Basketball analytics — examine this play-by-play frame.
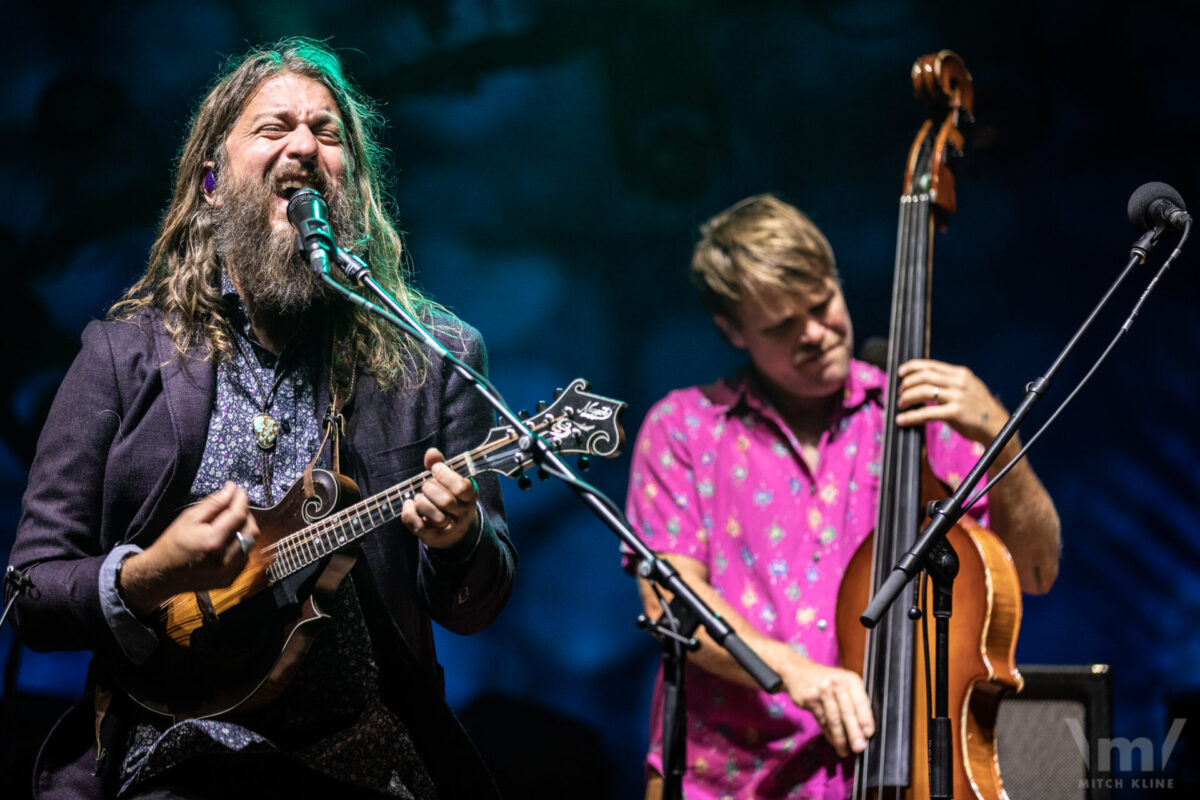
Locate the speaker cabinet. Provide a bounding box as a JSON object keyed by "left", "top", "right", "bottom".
{"left": 995, "top": 664, "right": 1113, "bottom": 800}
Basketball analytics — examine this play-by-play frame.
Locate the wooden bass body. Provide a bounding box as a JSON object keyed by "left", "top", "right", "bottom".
{"left": 833, "top": 51, "right": 1027, "bottom": 798}
{"left": 836, "top": 465, "right": 1025, "bottom": 799}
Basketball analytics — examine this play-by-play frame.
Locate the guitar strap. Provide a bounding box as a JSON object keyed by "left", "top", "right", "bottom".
{"left": 302, "top": 335, "right": 358, "bottom": 498}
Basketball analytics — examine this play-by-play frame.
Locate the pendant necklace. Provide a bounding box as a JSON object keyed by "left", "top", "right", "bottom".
{"left": 229, "top": 331, "right": 293, "bottom": 504}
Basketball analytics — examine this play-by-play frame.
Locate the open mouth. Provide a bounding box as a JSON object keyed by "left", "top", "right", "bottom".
{"left": 276, "top": 179, "right": 318, "bottom": 202}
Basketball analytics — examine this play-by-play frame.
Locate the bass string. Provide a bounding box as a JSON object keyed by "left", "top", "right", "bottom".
{"left": 855, "top": 192, "right": 924, "bottom": 798}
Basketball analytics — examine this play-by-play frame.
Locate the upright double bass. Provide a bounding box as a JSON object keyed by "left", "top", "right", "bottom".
{"left": 835, "top": 51, "right": 1024, "bottom": 800}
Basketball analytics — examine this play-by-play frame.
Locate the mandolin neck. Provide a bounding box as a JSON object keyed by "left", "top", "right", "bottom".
{"left": 265, "top": 454, "right": 483, "bottom": 582}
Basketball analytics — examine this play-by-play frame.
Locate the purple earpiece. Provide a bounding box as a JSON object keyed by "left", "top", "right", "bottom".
{"left": 203, "top": 170, "right": 217, "bottom": 193}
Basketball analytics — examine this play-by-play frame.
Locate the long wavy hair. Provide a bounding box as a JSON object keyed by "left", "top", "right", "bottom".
{"left": 111, "top": 37, "right": 448, "bottom": 389}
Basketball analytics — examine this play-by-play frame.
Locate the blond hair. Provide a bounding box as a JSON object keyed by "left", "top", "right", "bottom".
{"left": 111, "top": 37, "right": 449, "bottom": 389}
{"left": 690, "top": 194, "right": 837, "bottom": 317}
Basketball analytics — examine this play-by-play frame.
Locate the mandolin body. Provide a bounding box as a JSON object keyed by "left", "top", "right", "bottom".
{"left": 113, "top": 377, "right": 627, "bottom": 722}
{"left": 119, "top": 470, "right": 359, "bottom": 722}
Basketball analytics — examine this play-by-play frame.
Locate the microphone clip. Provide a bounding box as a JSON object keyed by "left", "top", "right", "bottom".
{"left": 1130, "top": 223, "right": 1167, "bottom": 262}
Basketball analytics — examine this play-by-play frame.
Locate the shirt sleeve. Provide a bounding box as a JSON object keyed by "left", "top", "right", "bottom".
{"left": 624, "top": 394, "right": 710, "bottom": 566}
{"left": 414, "top": 324, "right": 516, "bottom": 635}
{"left": 6, "top": 320, "right": 137, "bottom": 661}
{"left": 99, "top": 544, "right": 161, "bottom": 664}
{"left": 925, "top": 420, "right": 990, "bottom": 526}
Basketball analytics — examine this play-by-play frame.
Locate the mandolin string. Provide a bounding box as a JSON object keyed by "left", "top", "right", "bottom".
{"left": 263, "top": 412, "right": 563, "bottom": 565}
{"left": 157, "top": 399, "right": 598, "bottom": 616}
{"left": 267, "top": 432, "right": 506, "bottom": 557}
{"left": 154, "top": 417, "right": 558, "bottom": 616}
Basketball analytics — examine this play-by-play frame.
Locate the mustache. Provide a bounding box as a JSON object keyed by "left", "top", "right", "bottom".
{"left": 210, "top": 162, "right": 362, "bottom": 315}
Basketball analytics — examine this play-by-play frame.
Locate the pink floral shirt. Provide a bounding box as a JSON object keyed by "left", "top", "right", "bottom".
{"left": 625, "top": 360, "right": 989, "bottom": 800}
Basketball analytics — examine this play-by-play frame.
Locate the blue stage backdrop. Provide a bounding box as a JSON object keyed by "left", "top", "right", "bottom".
{"left": 2, "top": 3, "right": 1198, "bottom": 798}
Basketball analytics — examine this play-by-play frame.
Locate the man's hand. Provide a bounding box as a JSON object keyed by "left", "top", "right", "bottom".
{"left": 120, "top": 482, "right": 259, "bottom": 617}
{"left": 895, "top": 358, "right": 1009, "bottom": 445}
{"left": 895, "top": 358, "right": 1062, "bottom": 594}
{"left": 780, "top": 658, "right": 875, "bottom": 757}
{"left": 401, "top": 448, "right": 480, "bottom": 550}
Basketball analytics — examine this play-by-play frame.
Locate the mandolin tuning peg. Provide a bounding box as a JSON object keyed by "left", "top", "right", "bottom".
{"left": 535, "top": 400, "right": 548, "bottom": 413}
{"left": 517, "top": 473, "right": 532, "bottom": 490}
{"left": 553, "top": 387, "right": 563, "bottom": 399}
{"left": 518, "top": 409, "right": 530, "bottom": 420}
{"left": 577, "top": 455, "right": 590, "bottom": 472}
{"left": 537, "top": 467, "right": 549, "bottom": 481}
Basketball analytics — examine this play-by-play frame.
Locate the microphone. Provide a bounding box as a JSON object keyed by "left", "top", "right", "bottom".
{"left": 287, "top": 188, "right": 335, "bottom": 275}
{"left": 1127, "top": 181, "right": 1191, "bottom": 232}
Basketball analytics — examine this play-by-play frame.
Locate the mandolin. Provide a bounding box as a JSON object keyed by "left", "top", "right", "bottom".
{"left": 118, "top": 378, "right": 626, "bottom": 722}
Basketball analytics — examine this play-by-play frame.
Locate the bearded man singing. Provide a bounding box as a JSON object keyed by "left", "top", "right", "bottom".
{"left": 6, "top": 38, "right": 515, "bottom": 800}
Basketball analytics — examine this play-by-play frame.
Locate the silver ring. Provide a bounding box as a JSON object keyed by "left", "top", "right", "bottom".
{"left": 932, "top": 386, "right": 940, "bottom": 403}
{"left": 235, "top": 531, "right": 253, "bottom": 555}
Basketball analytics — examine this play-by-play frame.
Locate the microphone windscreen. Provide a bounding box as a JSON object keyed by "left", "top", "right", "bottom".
{"left": 1127, "top": 181, "right": 1185, "bottom": 231}
{"left": 287, "top": 188, "right": 324, "bottom": 226}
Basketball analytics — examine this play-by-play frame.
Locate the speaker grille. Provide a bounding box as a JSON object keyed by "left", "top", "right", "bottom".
{"left": 997, "top": 698, "right": 1088, "bottom": 799}
{"left": 994, "top": 665, "right": 1112, "bottom": 800}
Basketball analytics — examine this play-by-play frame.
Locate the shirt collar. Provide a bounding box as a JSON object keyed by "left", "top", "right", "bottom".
{"left": 710, "top": 358, "right": 886, "bottom": 419}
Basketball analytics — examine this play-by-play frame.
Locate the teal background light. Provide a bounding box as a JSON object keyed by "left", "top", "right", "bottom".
{"left": 2, "top": 3, "right": 1199, "bottom": 797}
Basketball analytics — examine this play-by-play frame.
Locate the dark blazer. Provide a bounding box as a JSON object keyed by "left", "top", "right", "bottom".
{"left": 6, "top": 308, "right": 516, "bottom": 798}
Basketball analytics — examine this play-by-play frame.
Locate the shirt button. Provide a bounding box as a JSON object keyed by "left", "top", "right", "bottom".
{"left": 812, "top": 552, "right": 821, "bottom": 562}
{"left": 809, "top": 485, "right": 817, "bottom": 495}
{"left": 816, "top": 619, "right": 828, "bottom": 631}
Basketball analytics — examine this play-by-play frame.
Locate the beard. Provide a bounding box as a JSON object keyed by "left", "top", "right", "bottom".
{"left": 212, "top": 166, "right": 360, "bottom": 315}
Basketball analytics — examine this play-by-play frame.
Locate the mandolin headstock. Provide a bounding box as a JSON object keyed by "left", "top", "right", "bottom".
{"left": 472, "top": 378, "right": 627, "bottom": 479}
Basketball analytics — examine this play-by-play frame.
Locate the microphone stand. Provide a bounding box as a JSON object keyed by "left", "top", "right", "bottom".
{"left": 861, "top": 220, "right": 1185, "bottom": 797}
{"left": 315, "top": 246, "right": 783, "bottom": 800}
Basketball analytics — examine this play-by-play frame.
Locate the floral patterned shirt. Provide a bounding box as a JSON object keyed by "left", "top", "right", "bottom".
{"left": 625, "top": 360, "right": 989, "bottom": 800}
{"left": 187, "top": 273, "right": 324, "bottom": 506}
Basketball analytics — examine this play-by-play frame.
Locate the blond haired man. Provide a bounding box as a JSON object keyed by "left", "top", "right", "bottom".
{"left": 626, "top": 194, "right": 1060, "bottom": 799}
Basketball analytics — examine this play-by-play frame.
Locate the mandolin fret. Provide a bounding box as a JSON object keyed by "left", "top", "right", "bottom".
{"left": 266, "top": 381, "right": 624, "bottom": 584}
